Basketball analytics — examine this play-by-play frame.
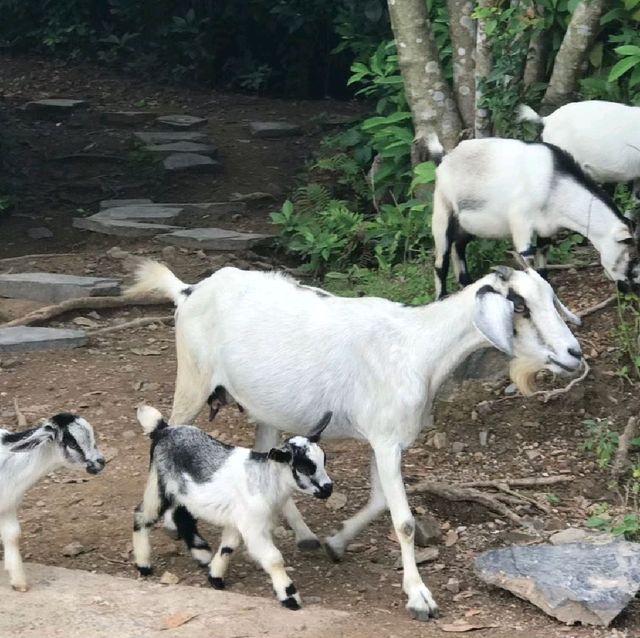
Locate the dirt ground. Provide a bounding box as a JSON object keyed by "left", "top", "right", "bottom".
{"left": 1, "top": 55, "right": 640, "bottom": 638}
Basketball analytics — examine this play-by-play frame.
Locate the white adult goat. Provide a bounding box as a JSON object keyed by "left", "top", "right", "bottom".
{"left": 432, "top": 138, "right": 640, "bottom": 299}
{"left": 518, "top": 100, "right": 640, "bottom": 197}
{"left": 128, "top": 260, "right": 582, "bottom": 620}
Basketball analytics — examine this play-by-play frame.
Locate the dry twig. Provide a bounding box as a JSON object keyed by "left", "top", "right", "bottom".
{"left": 88, "top": 315, "right": 174, "bottom": 336}
{"left": 577, "top": 295, "right": 616, "bottom": 319}
{"left": 531, "top": 360, "right": 590, "bottom": 403}
{"left": 612, "top": 416, "right": 639, "bottom": 480}
{"left": 1, "top": 295, "right": 169, "bottom": 328}
{"left": 13, "top": 398, "right": 27, "bottom": 427}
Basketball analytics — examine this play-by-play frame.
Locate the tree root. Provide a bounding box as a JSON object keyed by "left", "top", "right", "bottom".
{"left": 88, "top": 315, "right": 174, "bottom": 337}
{"left": 1, "top": 295, "right": 170, "bottom": 328}
{"left": 461, "top": 476, "right": 573, "bottom": 488}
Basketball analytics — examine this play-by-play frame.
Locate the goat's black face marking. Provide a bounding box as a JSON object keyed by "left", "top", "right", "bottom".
{"left": 220, "top": 546, "right": 234, "bottom": 555}
{"left": 50, "top": 413, "right": 78, "bottom": 428}
{"left": 181, "top": 286, "right": 193, "bottom": 297}
{"left": 507, "top": 288, "right": 530, "bottom": 317}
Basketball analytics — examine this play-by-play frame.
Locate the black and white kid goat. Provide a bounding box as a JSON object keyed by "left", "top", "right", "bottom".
{"left": 0, "top": 413, "right": 105, "bottom": 591}
{"left": 128, "top": 259, "right": 583, "bottom": 620}
{"left": 432, "top": 138, "right": 640, "bottom": 299}
{"left": 518, "top": 100, "right": 640, "bottom": 199}
{"left": 132, "top": 405, "right": 333, "bottom": 610}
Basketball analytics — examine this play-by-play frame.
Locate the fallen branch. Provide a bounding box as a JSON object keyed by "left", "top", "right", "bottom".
{"left": 1, "top": 295, "right": 170, "bottom": 328}
{"left": 577, "top": 295, "right": 616, "bottom": 319}
{"left": 407, "top": 481, "right": 524, "bottom": 525}
{"left": 461, "top": 476, "right": 573, "bottom": 488}
{"left": 490, "top": 483, "right": 551, "bottom": 514}
{"left": 546, "top": 262, "right": 598, "bottom": 271}
{"left": 88, "top": 315, "right": 174, "bottom": 336}
{"left": 612, "top": 416, "right": 639, "bottom": 480}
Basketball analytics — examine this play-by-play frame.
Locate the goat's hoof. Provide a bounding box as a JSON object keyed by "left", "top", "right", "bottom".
{"left": 136, "top": 565, "right": 153, "bottom": 577}
{"left": 296, "top": 538, "right": 321, "bottom": 552}
{"left": 322, "top": 541, "right": 343, "bottom": 563}
{"left": 407, "top": 587, "right": 439, "bottom": 621}
{"left": 11, "top": 583, "right": 28, "bottom": 592}
{"left": 208, "top": 576, "right": 225, "bottom": 590}
{"left": 281, "top": 597, "right": 301, "bottom": 610}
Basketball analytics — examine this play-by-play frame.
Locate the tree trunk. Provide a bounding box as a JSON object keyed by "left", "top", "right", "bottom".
{"left": 447, "top": 0, "right": 477, "bottom": 132}
{"left": 542, "top": 0, "right": 608, "bottom": 113}
{"left": 474, "top": 0, "right": 495, "bottom": 137}
{"left": 387, "top": 0, "right": 462, "bottom": 160}
{"left": 523, "top": 3, "right": 548, "bottom": 89}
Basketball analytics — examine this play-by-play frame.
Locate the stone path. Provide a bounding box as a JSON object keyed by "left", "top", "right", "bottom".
{"left": 0, "top": 327, "right": 86, "bottom": 352}
{"left": 0, "top": 564, "right": 356, "bottom": 638}
{"left": 0, "top": 273, "right": 120, "bottom": 303}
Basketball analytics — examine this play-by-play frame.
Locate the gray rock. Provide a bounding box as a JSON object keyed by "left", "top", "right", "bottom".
{"left": 27, "top": 227, "right": 53, "bottom": 240}
{"left": 415, "top": 513, "right": 442, "bottom": 547}
{"left": 133, "top": 131, "right": 208, "bottom": 145}
{"left": 431, "top": 432, "right": 447, "bottom": 450}
{"left": 101, "top": 111, "right": 157, "bottom": 126}
{"left": 0, "top": 273, "right": 120, "bottom": 303}
{"left": 156, "top": 114, "right": 208, "bottom": 129}
{"left": 62, "top": 541, "right": 86, "bottom": 557}
{"left": 451, "top": 441, "right": 466, "bottom": 453}
{"left": 444, "top": 577, "right": 461, "bottom": 594}
{"left": 0, "top": 327, "right": 87, "bottom": 352}
{"left": 163, "top": 153, "right": 222, "bottom": 173}
{"left": 24, "top": 99, "right": 88, "bottom": 115}
{"left": 99, "top": 198, "right": 153, "bottom": 210}
{"left": 157, "top": 228, "right": 273, "bottom": 251}
{"left": 230, "top": 191, "right": 276, "bottom": 203}
{"left": 395, "top": 547, "right": 439, "bottom": 569}
{"left": 249, "top": 121, "right": 302, "bottom": 138}
{"left": 73, "top": 216, "right": 181, "bottom": 238}
{"left": 144, "top": 141, "right": 218, "bottom": 157}
{"left": 325, "top": 492, "right": 348, "bottom": 511}
{"left": 96, "top": 205, "right": 183, "bottom": 223}
{"left": 550, "top": 528, "right": 616, "bottom": 546}
{"left": 474, "top": 541, "right": 640, "bottom": 626}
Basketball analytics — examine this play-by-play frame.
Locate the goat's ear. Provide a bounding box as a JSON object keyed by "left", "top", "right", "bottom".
{"left": 473, "top": 286, "right": 514, "bottom": 356}
{"left": 553, "top": 295, "right": 581, "bottom": 326}
{"left": 308, "top": 411, "right": 332, "bottom": 443}
{"left": 268, "top": 448, "right": 292, "bottom": 463}
{"left": 614, "top": 225, "right": 634, "bottom": 244}
{"left": 8, "top": 427, "right": 56, "bottom": 453}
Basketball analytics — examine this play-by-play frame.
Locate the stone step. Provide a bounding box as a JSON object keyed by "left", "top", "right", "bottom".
{"left": 163, "top": 153, "right": 222, "bottom": 174}
{"left": 99, "top": 201, "right": 247, "bottom": 215}
{"left": 156, "top": 114, "right": 208, "bottom": 129}
{"left": 0, "top": 273, "right": 120, "bottom": 303}
{"left": 144, "top": 141, "right": 218, "bottom": 157}
{"left": 99, "top": 198, "right": 154, "bottom": 210}
{"left": 249, "top": 121, "right": 302, "bottom": 138}
{"left": 101, "top": 111, "right": 157, "bottom": 126}
{"left": 0, "top": 327, "right": 86, "bottom": 352}
{"left": 23, "top": 99, "right": 88, "bottom": 116}
{"left": 157, "top": 227, "right": 273, "bottom": 251}
{"left": 73, "top": 217, "right": 182, "bottom": 238}
{"left": 133, "top": 130, "right": 208, "bottom": 145}
{"left": 96, "top": 205, "right": 184, "bottom": 223}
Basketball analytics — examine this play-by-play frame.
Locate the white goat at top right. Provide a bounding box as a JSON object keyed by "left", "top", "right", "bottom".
{"left": 518, "top": 100, "right": 640, "bottom": 199}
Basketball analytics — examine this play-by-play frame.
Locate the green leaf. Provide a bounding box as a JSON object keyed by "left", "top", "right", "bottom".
{"left": 614, "top": 45, "right": 640, "bottom": 57}
{"left": 589, "top": 42, "right": 603, "bottom": 68}
{"left": 608, "top": 56, "right": 640, "bottom": 82}
{"left": 586, "top": 516, "right": 608, "bottom": 529}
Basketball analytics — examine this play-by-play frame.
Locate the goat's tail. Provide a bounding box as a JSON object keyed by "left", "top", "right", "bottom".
{"left": 137, "top": 405, "right": 169, "bottom": 436}
{"left": 427, "top": 132, "right": 445, "bottom": 166}
{"left": 517, "top": 104, "right": 544, "bottom": 126}
{"left": 126, "top": 259, "right": 190, "bottom": 305}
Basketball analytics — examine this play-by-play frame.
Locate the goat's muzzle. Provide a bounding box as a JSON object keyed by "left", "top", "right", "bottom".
{"left": 314, "top": 483, "right": 333, "bottom": 500}
{"left": 86, "top": 457, "right": 106, "bottom": 474}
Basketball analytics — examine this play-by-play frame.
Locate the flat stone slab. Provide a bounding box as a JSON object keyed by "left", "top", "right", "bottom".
{"left": 156, "top": 114, "right": 208, "bottom": 129}
{"left": 96, "top": 205, "right": 183, "bottom": 222}
{"left": 144, "top": 141, "right": 218, "bottom": 157}
{"left": 158, "top": 227, "right": 273, "bottom": 251}
{"left": 133, "top": 130, "right": 208, "bottom": 145}
{"left": 163, "top": 153, "right": 222, "bottom": 173}
{"left": 0, "top": 273, "right": 120, "bottom": 303}
{"left": 101, "top": 111, "right": 157, "bottom": 126}
{"left": 73, "top": 216, "right": 182, "bottom": 238}
{"left": 249, "top": 121, "right": 302, "bottom": 138}
{"left": 99, "top": 198, "right": 153, "bottom": 210}
{"left": 0, "top": 563, "right": 352, "bottom": 638}
{"left": 24, "top": 99, "right": 88, "bottom": 114}
{"left": 474, "top": 541, "right": 640, "bottom": 626}
{"left": 0, "top": 327, "right": 86, "bottom": 352}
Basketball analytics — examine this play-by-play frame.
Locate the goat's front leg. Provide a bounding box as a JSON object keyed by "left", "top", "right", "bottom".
{"left": 132, "top": 468, "right": 163, "bottom": 576}
{"left": 325, "top": 453, "right": 387, "bottom": 561}
{"left": 207, "top": 525, "right": 242, "bottom": 589}
{"left": 510, "top": 222, "right": 535, "bottom": 268}
{"left": 535, "top": 236, "right": 553, "bottom": 280}
{"left": 255, "top": 423, "right": 320, "bottom": 551}
{"left": 374, "top": 444, "right": 438, "bottom": 621}
{"left": 241, "top": 525, "right": 302, "bottom": 610}
{"left": 0, "top": 511, "right": 28, "bottom": 591}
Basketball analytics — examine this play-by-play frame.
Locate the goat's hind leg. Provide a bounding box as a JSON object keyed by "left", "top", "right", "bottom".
{"left": 132, "top": 468, "right": 165, "bottom": 576}
{"left": 207, "top": 525, "right": 242, "bottom": 589}
{"left": 255, "top": 423, "right": 320, "bottom": 551}
{"left": 0, "top": 511, "right": 28, "bottom": 591}
{"left": 173, "top": 505, "right": 213, "bottom": 567}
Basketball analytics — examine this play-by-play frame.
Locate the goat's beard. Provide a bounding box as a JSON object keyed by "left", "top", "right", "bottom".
{"left": 509, "top": 358, "right": 541, "bottom": 396}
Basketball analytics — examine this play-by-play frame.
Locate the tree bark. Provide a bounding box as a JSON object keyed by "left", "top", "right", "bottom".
{"left": 542, "top": 0, "right": 608, "bottom": 113}
{"left": 522, "top": 3, "right": 548, "bottom": 89}
{"left": 474, "top": 0, "right": 495, "bottom": 137}
{"left": 387, "top": 0, "right": 462, "bottom": 159}
{"left": 447, "top": 0, "right": 477, "bottom": 132}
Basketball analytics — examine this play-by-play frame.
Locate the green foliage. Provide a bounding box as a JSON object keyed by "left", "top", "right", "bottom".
{"left": 614, "top": 292, "right": 640, "bottom": 381}
{"left": 583, "top": 418, "right": 622, "bottom": 468}
{"left": 127, "top": 148, "right": 163, "bottom": 180}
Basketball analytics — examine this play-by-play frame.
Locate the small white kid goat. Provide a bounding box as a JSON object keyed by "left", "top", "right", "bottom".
{"left": 432, "top": 138, "right": 640, "bottom": 298}
{"left": 128, "top": 259, "right": 583, "bottom": 620}
{"left": 133, "top": 405, "right": 332, "bottom": 609}
{"left": 0, "top": 413, "right": 105, "bottom": 591}
{"left": 518, "top": 100, "right": 640, "bottom": 197}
